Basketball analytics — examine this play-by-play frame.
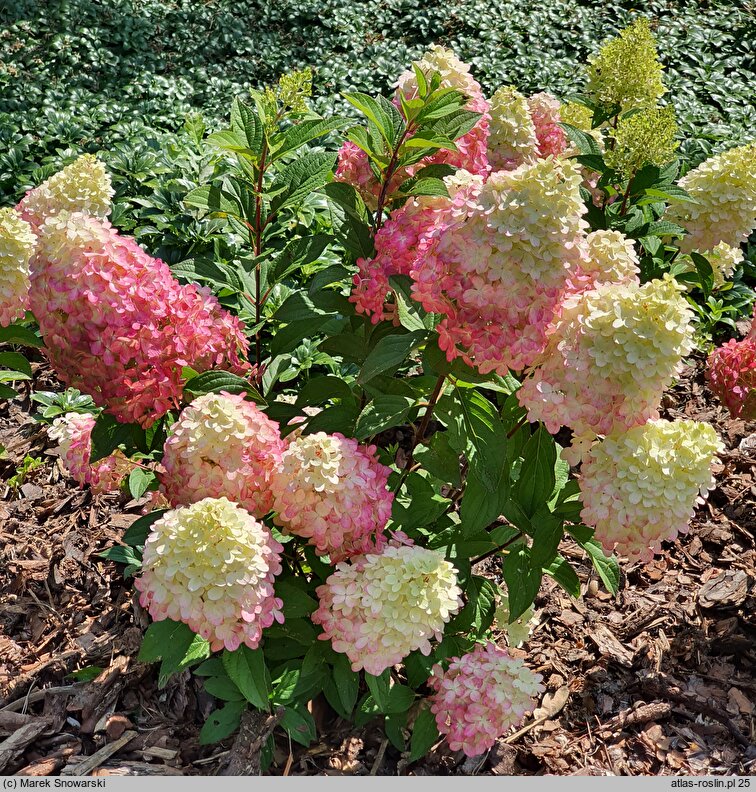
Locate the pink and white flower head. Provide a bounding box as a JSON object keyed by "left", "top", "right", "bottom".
{"left": 527, "top": 92, "right": 568, "bottom": 159}
{"left": 518, "top": 276, "right": 694, "bottom": 439}
{"left": 412, "top": 157, "right": 589, "bottom": 373}
{"left": 0, "top": 208, "right": 36, "bottom": 326}
{"left": 349, "top": 172, "right": 482, "bottom": 323}
{"left": 48, "top": 411, "right": 131, "bottom": 494}
{"left": 16, "top": 154, "right": 114, "bottom": 227}
{"left": 487, "top": 86, "right": 539, "bottom": 171}
{"left": 335, "top": 47, "right": 489, "bottom": 207}
{"left": 580, "top": 419, "right": 723, "bottom": 563}
{"left": 312, "top": 542, "right": 462, "bottom": 675}
{"left": 160, "top": 392, "right": 286, "bottom": 516}
{"left": 428, "top": 642, "right": 544, "bottom": 757}
{"left": 667, "top": 142, "right": 756, "bottom": 254}
{"left": 135, "top": 497, "right": 284, "bottom": 652}
{"left": 707, "top": 318, "right": 756, "bottom": 420}
{"left": 270, "top": 431, "right": 393, "bottom": 562}
{"left": 28, "top": 212, "right": 249, "bottom": 427}
{"left": 577, "top": 229, "right": 641, "bottom": 288}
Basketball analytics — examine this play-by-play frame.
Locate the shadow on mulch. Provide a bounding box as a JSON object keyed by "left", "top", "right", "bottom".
{"left": 1, "top": 355, "right": 755, "bottom": 776}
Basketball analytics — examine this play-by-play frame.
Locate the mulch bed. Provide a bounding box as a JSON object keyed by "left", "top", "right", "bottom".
{"left": 1, "top": 355, "right": 754, "bottom": 777}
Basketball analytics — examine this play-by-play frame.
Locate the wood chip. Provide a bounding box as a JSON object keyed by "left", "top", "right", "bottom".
{"left": 699, "top": 570, "right": 749, "bottom": 608}
{"left": 0, "top": 720, "right": 51, "bottom": 772}
{"left": 588, "top": 624, "right": 634, "bottom": 667}
{"left": 61, "top": 730, "right": 137, "bottom": 776}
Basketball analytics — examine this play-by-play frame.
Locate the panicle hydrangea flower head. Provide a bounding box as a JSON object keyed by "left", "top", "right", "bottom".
{"left": 495, "top": 594, "right": 536, "bottom": 649}
{"left": 518, "top": 276, "right": 694, "bottom": 438}
{"left": 17, "top": 155, "right": 114, "bottom": 227}
{"left": 428, "top": 642, "right": 544, "bottom": 757}
{"left": 335, "top": 47, "right": 489, "bottom": 206}
{"left": 49, "top": 412, "right": 132, "bottom": 494}
{"left": 586, "top": 18, "right": 666, "bottom": 112}
{"left": 527, "top": 92, "right": 568, "bottom": 159}
{"left": 707, "top": 334, "right": 756, "bottom": 420}
{"left": 605, "top": 106, "right": 678, "bottom": 179}
{"left": 487, "top": 86, "right": 539, "bottom": 171}
{"left": 560, "top": 101, "right": 594, "bottom": 132}
{"left": 571, "top": 229, "right": 640, "bottom": 291}
{"left": 312, "top": 543, "right": 462, "bottom": 675}
{"left": 349, "top": 173, "right": 482, "bottom": 323}
{"left": 160, "top": 393, "right": 286, "bottom": 516}
{"left": 29, "top": 212, "right": 249, "bottom": 427}
{"left": 412, "top": 157, "right": 589, "bottom": 373}
{"left": 135, "top": 497, "right": 284, "bottom": 652}
{"left": 0, "top": 208, "right": 36, "bottom": 326}
{"left": 580, "top": 419, "right": 723, "bottom": 562}
{"left": 668, "top": 142, "right": 756, "bottom": 253}
{"left": 270, "top": 431, "right": 393, "bottom": 562}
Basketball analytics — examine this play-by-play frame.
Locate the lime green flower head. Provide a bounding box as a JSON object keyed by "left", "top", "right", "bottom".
{"left": 586, "top": 18, "right": 666, "bottom": 112}
{"left": 605, "top": 106, "right": 678, "bottom": 178}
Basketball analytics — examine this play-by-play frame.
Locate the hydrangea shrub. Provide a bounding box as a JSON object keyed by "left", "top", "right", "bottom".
{"left": 2, "top": 19, "right": 749, "bottom": 764}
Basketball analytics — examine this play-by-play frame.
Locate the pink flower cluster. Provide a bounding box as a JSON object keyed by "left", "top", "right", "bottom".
{"left": 29, "top": 212, "right": 249, "bottom": 427}
{"left": 334, "top": 46, "right": 490, "bottom": 209}
{"left": 160, "top": 392, "right": 286, "bottom": 516}
{"left": 312, "top": 541, "right": 462, "bottom": 675}
{"left": 135, "top": 497, "right": 284, "bottom": 652}
{"left": 527, "top": 92, "right": 568, "bottom": 159}
{"left": 270, "top": 431, "right": 393, "bottom": 562}
{"left": 428, "top": 642, "right": 544, "bottom": 757}
{"left": 518, "top": 276, "right": 694, "bottom": 439}
{"left": 48, "top": 411, "right": 132, "bottom": 494}
{"left": 707, "top": 307, "right": 756, "bottom": 420}
{"left": 413, "top": 158, "right": 589, "bottom": 373}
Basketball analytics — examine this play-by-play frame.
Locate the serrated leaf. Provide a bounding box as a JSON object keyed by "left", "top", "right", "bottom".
{"left": 514, "top": 425, "right": 557, "bottom": 517}
{"left": 281, "top": 705, "right": 316, "bottom": 746}
{"left": 222, "top": 646, "right": 271, "bottom": 710}
{"left": 320, "top": 182, "right": 374, "bottom": 260}
{"left": 270, "top": 151, "right": 336, "bottom": 214}
{"left": 357, "top": 330, "right": 427, "bottom": 384}
{"left": 89, "top": 412, "right": 144, "bottom": 463}
{"left": 0, "top": 352, "right": 32, "bottom": 378}
{"left": 122, "top": 509, "right": 166, "bottom": 547}
{"left": 138, "top": 619, "right": 195, "bottom": 664}
{"left": 182, "top": 371, "right": 264, "bottom": 403}
{"left": 204, "top": 675, "right": 245, "bottom": 702}
{"left": 268, "top": 234, "right": 330, "bottom": 286}
{"left": 275, "top": 116, "right": 351, "bottom": 158}
{"left": 544, "top": 554, "right": 581, "bottom": 597}
{"left": 560, "top": 122, "right": 601, "bottom": 155}
{"left": 199, "top": 701, "right": 245, "bottom": 745}
{"left": 502, "top": 544, "right": 542, "bottom": 621}
{"left": 0, "top": 324, "right": 44, "bottom": 348}
{"left": 355, "top": 395, "right": 414, "bottom": 440}
{"left": 448, "top": 575, "right": 496, "bottom": 634}
{"left": 409, "top": 706, "right": 439, "bottom": 762}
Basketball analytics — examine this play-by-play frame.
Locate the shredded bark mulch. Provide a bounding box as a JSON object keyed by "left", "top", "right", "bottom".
{"left": 1, "top": 355, "right": 754, "bottom": 776}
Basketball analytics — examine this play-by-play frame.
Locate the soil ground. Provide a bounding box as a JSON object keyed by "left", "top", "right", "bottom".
{"left": 1, "top": 354, "right": 755, "bottom": 777}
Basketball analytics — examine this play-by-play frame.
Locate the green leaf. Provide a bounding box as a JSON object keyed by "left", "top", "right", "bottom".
{"left": 365, "top": 670, "right": 391, "bottom": 711}
{"left": 459, "top": 466, "right": 505, "bottom": 535}
{"left": 388, "top": 275, "right": 430, "bottom": 332}
{"left": 409, "top": 705, "right": 440, "bottom": 762}
{"left": 0, "top": 384, "right": 18, "bottom": 400}
{"left": 275, "top": 580, "right": 318, "bottom": 619}
{"left": 343, "top": 92, "right": 399, "bottom": 147}
{"left": 281, "top": 705, "right": 317, "bottom": 746}
{"left": 182, "top": 371, "right": 265, "bottom": 404}
{"left": 158, "top": 632, "right": 211, "bottom": 688}
{"left": 138, "top": 619, "right": 196, "bottom": 664}
{"left": 529, "top": 512, "right": 564, "bottom": 570}
{"left": 127, "top": 468, "right": 155, "bottom": 500}
{"left": 384, "top": 684, "right": 414, "bottom": 715}
{"left": 222, "top": 646, "right": 271, "bottom": 710}
{"left": 453, "top": 387, "right": 507, "bottom": 491}
{"left": 98, "top": 545, "right": 141, "bottom": 568}
{"left": 514, "top": 425, "right": 557, "bottom": 517}
{"left": 560, "top": 122, "right": 601, "bottom": 155}
{"left": 0, "top": 352, "right": 32, "bottom": 378}
{"left": 302, "top": 403, "right": 359, "bottom": 436}
{"left": 645, "top": 220, "right": 687, "bottom": 238}
{"left": 295, "top": 375, "right": 354, "bottom": 408}
{"left": 270, "top": 152, "right": 336, "bottom": 214}
{"left": 122, "top": 510, "right": 166, "bottom": 547}
{"left": 204, "top": 675, "right": 245, "bottom": 702}
{"left": 385, "top": 711, "right": 407, "bottom": 751}
{"left": 199, "top": 701, "right": 245, "bottom": 745}
{"left": 690, "top": 251, "right": 714, "bottom": 300}
{"left": 448, "top": 575, "right": 496, "bottom": 634}
{"left": 544, "top": 554, "right": 581, "bottom": 598}
{"left": 583, "top": 539, "right": 620, "bottom": 595}
{"left": 275, "top": 116, "right": 350, "bottom": 158}
{"left": 355, "top": 395, "right": 414, "bottom": 440}
{"left": 0, "top": 370, "right": 30, "bottom": 383}
{"left": 0, "top": 324, "right": 44, "bottom": 347}
{"left": 184, "top": 184, "right": 244, "bottom": 219}
{"left": 357, "top": 330, "right": 427, "bottom": 384}
{"left": 414, "top": 431, "right": 461, "bottom": 487}
{"left": 230, "top": 98, "right": 265, "bottom": 158}
{"left": 321, "top": 182, "right": 374, "bottom": 260}
{"left": 502, "top": 544, "right": 542, "bottom": 621}
{"left": 89, "top": 413, "right": 144, "bottom": 463}
{"left": 329, "top": 653, "right": 359, "bottom": 717}
{"left": 268, "top": 234, "right": 331, "bottom": 286}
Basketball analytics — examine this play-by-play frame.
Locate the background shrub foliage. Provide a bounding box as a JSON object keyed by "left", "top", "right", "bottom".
{"left": 2, "top": 0, "right": 755, "bottom": 765}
